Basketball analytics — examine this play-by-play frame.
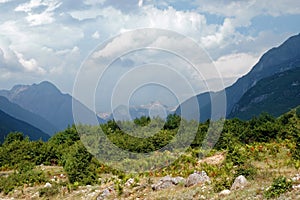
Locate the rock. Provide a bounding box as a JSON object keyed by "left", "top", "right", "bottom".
{"left": 125, "top": 178, "right": 135, "bottom": 187}
{"left": 151, "top": 175, "right": 186, "bottom": 190}
{"left": 292, "top": 174, "right": 300, "bottom": 182}
{"left": 97, "top": 186, "right": 114, "bottom": 200}
{"left": 172, "top": 177, "right": 186, "bottom": 185}
{"left": 231, "top": 175, "right": 248, "bottom": 190}
{"left": 219, "top": 189, "right": 231, "bottom": 196}
{"left": 152, "top": 179, "right": 174, "bottom": 191}
{"left": 293, "top": 185, "right": 300, "bottom": 190}
{"left": 44, "top": 182, "right": 52, "bottom": 188}
{"left": 185, "top": 171, "right": 210, "bottom": 187}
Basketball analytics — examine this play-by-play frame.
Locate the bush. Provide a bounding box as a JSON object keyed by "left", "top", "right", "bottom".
{"left": 0, "top": 164, "right": 46, "bottom": 194}
{"left": 264, "top": 176, "right": 292, "bottom": 199}
{"left": 63, "top": 142, "right": 97, "bottom": 185}
{"left": 213, "top": 174, "right": 234, "bottom": 192}
{"left": 235, "top": 163, "right": 257, "bottom": 180}
{"left": 39, "top": 184, "right": 59, "bottom": 197}
{"left": 3, "top": 132, "right": 24, "bottom": 145}
{"left": 226, "top": 145, "right": 247, "bottom": 166}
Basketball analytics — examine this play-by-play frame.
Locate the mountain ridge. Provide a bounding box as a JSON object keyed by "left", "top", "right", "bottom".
{"left": 0, "top": 109, "right": 50, "bottom": 142}
{"left": 176, "top": 33, "right": 300, "bottom": 121}
{"left": 0, "top": 96, "right": 58, "bottom": 135}
{"left": 0, "top": 81, "right": 104, "bottom": 131}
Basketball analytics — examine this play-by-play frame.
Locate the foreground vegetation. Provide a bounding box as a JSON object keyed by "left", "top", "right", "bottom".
{"left": 0, "top": 106, "right": 300, "bottom": 199}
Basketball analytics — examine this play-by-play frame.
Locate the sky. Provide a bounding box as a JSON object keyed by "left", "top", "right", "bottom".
{"left": 0, "top": 0, "right": 300, "bottom": 112}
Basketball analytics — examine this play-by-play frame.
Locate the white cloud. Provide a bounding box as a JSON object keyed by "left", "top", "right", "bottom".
{"left": 195, "top": 0, "right": 300, "bottom": 26}
{"left": 0, "top": 0, "right": 298, "bottom": 99}
{"left": 92, "top": 31, "right": 100, "bottom": 39}
{"left": 15, "top": 0, "right": 62, "bottom": 26}
{"left": 138, "top": 0, "right": 143, "bottom": 7}
{"left": 0, "top": 0, "right": 15, "bottom": 3}
{"left": 14, "top": 51, "right": 46, "bottom": 74}
{"left": 214, "top": 53, "right": 259, "bottom": 79}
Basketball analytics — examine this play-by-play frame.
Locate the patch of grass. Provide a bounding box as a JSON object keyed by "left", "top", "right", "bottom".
{"left": 264, "top": 176, "right": 292, "bottom": 199}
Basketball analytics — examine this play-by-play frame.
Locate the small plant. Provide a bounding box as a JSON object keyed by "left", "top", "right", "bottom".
{"left": 39, "top": 185, "right": 59, "bottom": 197}
{"left": 264, "top": 176, "right": 292, "bottom": 199}
{"left": 213, "top": 174, "right": 234, "bottom": 192}
{"left": 236, "top": 163, "right": 257, "bottom": 180}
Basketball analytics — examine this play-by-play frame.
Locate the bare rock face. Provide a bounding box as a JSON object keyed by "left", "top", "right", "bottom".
{"left": 231, "top": 175, "right": 248, "bottom": 190}
{"left": 185, "top": 171, "right": 210, "bottom": 187}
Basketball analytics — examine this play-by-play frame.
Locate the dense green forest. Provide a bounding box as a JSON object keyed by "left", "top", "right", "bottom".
{"left": 1, "top": 106, "right": 300, "bottom": 198}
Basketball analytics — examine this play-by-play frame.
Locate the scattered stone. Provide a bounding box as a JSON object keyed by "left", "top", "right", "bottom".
{"left": 152, "top": 179, "right": 174, "bottom": 191}
{"left": 219, "top": 189, "right": 231, "bottom": 196}
{"left": 292, "top": 174, "right": 300, "bottom": 182}
{"left": 185, "top": 171, "right": 210, "bottom": 187}
{"left": 231, "top": 175, "right": 248, "bottom": 190}
{"left": 293, "top": 185, "right": 300, "bottom": 190}
{"left": 151, "top": 175, "right": 185, "bottom": 190}
{"left": 125, "top": 178, "right": 135, "bottom": 187}
{"left": 44, "top": 182, "right": 52, "bottom": 188}
{"left": 97, "top": 186, "right": 114, "bottom": 200}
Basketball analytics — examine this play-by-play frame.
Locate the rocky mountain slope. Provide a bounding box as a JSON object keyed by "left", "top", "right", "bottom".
{"left": 176, "top": 33, "right": 300, "bottom": 121}
{"left": 229, "top": 67, "right": 300, "bottom": 119}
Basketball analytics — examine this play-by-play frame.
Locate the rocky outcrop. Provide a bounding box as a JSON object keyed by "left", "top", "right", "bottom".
{"left": 231, "top": 175, "right": 248, "bottom": 190}
{"left": 185, "top": 171, "right": 210, "bottom": 187}
{"left": 152, "top": 176, "right": 186, "bottom": 191}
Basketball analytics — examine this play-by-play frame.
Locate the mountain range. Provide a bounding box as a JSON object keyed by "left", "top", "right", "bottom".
{"left": 104, "top": 101, "right": 175, "bottom": 121}
{"left": 0, "top": 109, "right": 49, "bottom": 142}
{"left": 176, "top": 33, "right": 300, "bottom": 121}
{"left": 0, "top": 33, "right": 300, "bottom": 141}
{"left": 0, "top": 81, "right": 104, "bottom": 139}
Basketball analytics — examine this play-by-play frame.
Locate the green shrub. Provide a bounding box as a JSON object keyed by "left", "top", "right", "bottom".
{"left": 3, "top": 132, "right": 24, "bottom": 145}
{"left": 39, "top": 184, "right": 59, "bottom": 197}
{"left": 226, "top": 145, "right": 247, "bottom": 166}
{"left": 213, "top": 174, "right": 234, "bottom": 192}
{"left": 63, "top": 142, "right": 97, "bottom": 185}
{"left": 235, "top": 163, "right": 257, "bottom": 180}
{"left": 264, "top": 176, "right": 292, "bottom": 199}
{"left": 0, "top": 166, "right": 46, "bottom": 194}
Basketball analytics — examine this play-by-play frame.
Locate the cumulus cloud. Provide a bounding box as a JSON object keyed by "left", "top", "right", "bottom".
{"left": 14, "top": 51, "right": 46, "bottom": 74}
{"left": 138, "top": 0, "right": 143, "bottom": 7}
{"left": 0, "top": 0, "right": 298, "bottom": 102}
{"left": 214, "top": 53, "right": 259, "bottom": 79}
{"left": 15, "top": 0, "right": 62, "bottom": 26}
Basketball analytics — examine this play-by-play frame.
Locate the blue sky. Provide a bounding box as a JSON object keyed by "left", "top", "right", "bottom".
{"left": 0, "top": 0, "right": 299, "bottom": 111}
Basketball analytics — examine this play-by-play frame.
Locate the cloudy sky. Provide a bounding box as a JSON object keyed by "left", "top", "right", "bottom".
{"left": 0, "top": 0, "right": 300, "bottom": 111}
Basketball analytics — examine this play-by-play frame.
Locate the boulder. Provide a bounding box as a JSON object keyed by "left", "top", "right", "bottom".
{"left": 151, "top": 176, "right": 186, "bottom": 190}
{"left": 185, "top": 171, "right": 210, "bottom": 187}
{"left": 231, "top": 175, "right": 248, "bottom": 190}
{"left": 219, "top": 189, "right": 231, "bottom": 196}
{"left": 44, "top": 182, "right": 52, "bottom": 188}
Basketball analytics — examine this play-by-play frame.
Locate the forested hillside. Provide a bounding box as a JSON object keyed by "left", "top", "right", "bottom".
{"left": 1, "top": 107, "right": 300, "bottom": 199}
